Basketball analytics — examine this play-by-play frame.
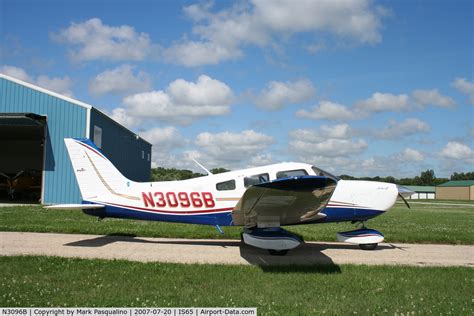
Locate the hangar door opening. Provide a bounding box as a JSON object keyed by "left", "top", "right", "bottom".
{"left": 0, "top": 113, "right": 46, "bottom": 203}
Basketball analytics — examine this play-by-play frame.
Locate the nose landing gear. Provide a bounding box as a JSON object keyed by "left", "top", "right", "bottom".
{"left": 358, "top": 243, "right": 379, "bottom": 250}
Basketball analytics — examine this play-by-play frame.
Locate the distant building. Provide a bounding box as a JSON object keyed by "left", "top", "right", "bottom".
{"left": 0, "top": 73, "right": 152, "bottom": 204}
{"left": 404, "top": 186, "right": 436, "bottom": 199}
{"left": 436, "top": 180, "right": 474, "bottom": 201}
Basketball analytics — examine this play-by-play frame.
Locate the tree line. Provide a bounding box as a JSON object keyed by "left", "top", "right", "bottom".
{"left": 150, "top": 167, "right": 473, "bottom": 186}
{"left": 150, "top": 167, "right": 228, "bottom": 182}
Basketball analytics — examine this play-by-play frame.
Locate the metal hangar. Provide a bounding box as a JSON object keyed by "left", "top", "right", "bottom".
{"left": 0, "top": 73, "right": 152, "bottom": 204}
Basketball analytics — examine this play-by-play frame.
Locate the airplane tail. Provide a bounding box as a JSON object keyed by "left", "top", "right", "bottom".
{"left": 64, "top": 138, "right": 132, "bottom": 201}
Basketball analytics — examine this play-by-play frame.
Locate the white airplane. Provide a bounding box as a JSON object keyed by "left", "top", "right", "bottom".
{"left": 47, "top": 138, "right": 412, "bottom": 255}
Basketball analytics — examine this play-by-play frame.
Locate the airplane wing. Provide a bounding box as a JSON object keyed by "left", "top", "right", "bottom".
{"left": 232, "top": 176, "right": 337, "bottom": 228}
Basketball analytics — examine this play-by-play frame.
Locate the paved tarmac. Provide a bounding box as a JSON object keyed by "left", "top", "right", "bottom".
{"left": 1, "top": 232, "right": 473, "bottom": 267}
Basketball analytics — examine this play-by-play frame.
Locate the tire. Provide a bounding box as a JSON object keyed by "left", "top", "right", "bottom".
{"left": 359, "top": 243, "right": 378, "bottom": 250}
{"left": 268, "top": 249, "right": 289, "bottom": 256}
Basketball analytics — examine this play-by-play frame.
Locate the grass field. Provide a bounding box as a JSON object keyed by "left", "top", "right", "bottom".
{"left": 0, "top": 200, "right": 473, "bottom": 244}
{"left": 0, "top": 256, "right": 472, "bottom": 314}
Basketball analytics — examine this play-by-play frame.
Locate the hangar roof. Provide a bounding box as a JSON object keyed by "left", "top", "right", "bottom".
{"left": 0, "top": 73, "right": 92, "bottom": 110}
{"left": 0, "top": 73, "right": 151, "bottom": 146}
{"left": 404, "top": 186, "right": 435, "bottom": 193}
{"left": 437, "top": 180, "right": 474, "bottom": 187}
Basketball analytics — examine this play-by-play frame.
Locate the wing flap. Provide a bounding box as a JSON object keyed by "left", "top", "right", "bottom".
{"left": 232, "top": 176, "right": 336, "bottom": 228}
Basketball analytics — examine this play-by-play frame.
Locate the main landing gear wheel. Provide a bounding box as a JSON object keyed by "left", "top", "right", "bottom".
{"left": 359, "top": 243, "right": 378, "bottom": 250}
{"left": 268, "top": 249, "right": 289, "bottom": 256}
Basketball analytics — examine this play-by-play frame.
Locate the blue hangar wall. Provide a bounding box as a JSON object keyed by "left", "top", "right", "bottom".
{"left": 0, "top": 74, "right": 152, "bottom": 204}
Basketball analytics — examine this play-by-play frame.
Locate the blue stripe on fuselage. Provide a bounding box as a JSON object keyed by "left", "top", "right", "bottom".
{"left": 82, "top": 202, "right": 384, "bottom": 226}
{"left": 322, "top": 207, "right": 384, "bottom": 222}
{"left": 98, "top": 203, "right": 234, "bottom": 226}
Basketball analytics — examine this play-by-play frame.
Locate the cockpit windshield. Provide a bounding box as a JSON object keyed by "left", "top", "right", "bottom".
{"left": 311, "top": 166, "right": 339, "bottom": 181}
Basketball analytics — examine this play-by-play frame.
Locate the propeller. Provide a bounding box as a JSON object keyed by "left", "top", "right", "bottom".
{"left": 398, "top": 193, "right": 411, "bottom": 209}
{"left": 397, "top": 185, "right": 413, "bottom": 209}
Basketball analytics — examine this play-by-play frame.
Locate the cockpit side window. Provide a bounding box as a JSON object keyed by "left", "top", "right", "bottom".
{"left": 276, "top": 169, "right": 308, "bottom": 179}
{"left": 216, "top": 179, "right": 236, "bottom": 191}
{"left": 311, "top": 166, "right": 338, "bottom": 180}
{"left": 244, "top": 173, "right": 270, "bottom": 188}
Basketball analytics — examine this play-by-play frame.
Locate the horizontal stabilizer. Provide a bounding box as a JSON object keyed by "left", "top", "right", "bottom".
{"left": 44, "top": 204, "right": 105, "bottom": 210}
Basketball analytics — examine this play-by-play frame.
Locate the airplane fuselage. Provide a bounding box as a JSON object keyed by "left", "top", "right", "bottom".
{"left": 49, "top": 138, "right": 407, "bottom": 253}
{"left": 82, "top": 161, "right": 399, "bottom": 227}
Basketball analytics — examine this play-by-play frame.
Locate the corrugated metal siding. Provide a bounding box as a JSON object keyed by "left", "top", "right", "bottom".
{"left": 90, "top": 108, "right": 151, "bottom": 181}
{"left": 0, "top": 77, "right": 87, "bottom": 203}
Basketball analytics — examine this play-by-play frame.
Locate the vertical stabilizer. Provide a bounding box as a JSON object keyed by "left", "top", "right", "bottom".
{"left": 64, "top": 138, "right": 132, "bottom": 200}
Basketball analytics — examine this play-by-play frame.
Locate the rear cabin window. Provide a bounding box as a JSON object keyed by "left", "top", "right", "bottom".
{"left": 276, "top": 169, "right": 308, "bottom": 179}
{"left": 244, "top": 173, "right": 269, "bottom": 188}
{"left": 216, "top": 179, "right": 236, "bottom": 191}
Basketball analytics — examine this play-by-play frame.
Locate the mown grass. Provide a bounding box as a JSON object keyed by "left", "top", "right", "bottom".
{"left": 0, "top": 256, "right": 472, "bottom": 314}
{"left": 0, "top": 200, "right": 473, "bottom": 244}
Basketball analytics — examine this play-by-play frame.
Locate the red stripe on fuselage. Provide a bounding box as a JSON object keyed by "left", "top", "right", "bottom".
{"left": 326, "top": 204, "right": 373, "bottom": 210}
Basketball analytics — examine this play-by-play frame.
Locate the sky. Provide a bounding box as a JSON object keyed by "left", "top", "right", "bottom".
{"left": 1, "top": 0, "right": 473, "bottom": 177}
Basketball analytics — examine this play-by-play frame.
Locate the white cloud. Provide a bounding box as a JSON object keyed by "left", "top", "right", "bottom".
{"left": 397, "top": 148, "right": 424, "bottom": 162}
{"left": 137, "top": 127, "right": 187, "bottom": 169}
{"left": 289, "top": 124, "right": 367, "bottom": 160}
{"left": 296, "top": 100, "right": 363, "bottom": 121}
{"left": 290, "top": 138, "right": 367, "bottom": 158}
{"left": 255, "top": 79, "right": 315, "bottom": 110}
{"left": 164, "top": 41, "right": 243, "bottom": 67}
{"left": 320, "top": 124, "right": 352, "bottom": 139}
{"left": 194, "top": 130, "right": 274, "bottom": 168}
{"left": 411, "top": 89, "right": 455, "bottom": 108}
{"left": 356, "top": 92, "right": 409, "bottom": 113}
{"left": 252, "top": 0, "right": 386, "bottom": 43}
{"left": 165, "top": 1, "right": 389, "bottom": 66}
{"left": 377, "top": 118, "right": 430, "bottom": 139}
{"left": 52, "top": 18, "right": 151, "bottom": 62}
{"left": 168, "top": 75, "right": 234, "bottom": 107}
{"left": 249, "top": 154, "right": 273, "bottom": 166}
{"left": 1, "top": 65, "right": 32, "bottom": 82}
{"left": 306, "top": 42, "right": 325, "bottom": 54}
{"left": 292, "top": 124, "right": 353, "bottom": 141}
{"left": 164, "top": 2, "right": 264, "bottom": 66}
{"left": 89, "top": 65, "right": 152, "bottom": 96}
{"left": 35, "top": 75, "right": 73, "bottom": 97}
{"left": 440, "top": 141, "right": 474, "bottom": 160}
{"left": 121, "top": 75, "right": 234, "bottom": 125}
{"left": 1, "top": 65, "right": 73, "bottom": 97}
{"left": 109, "top": 107, "right": 142, "bottom": 129}
{"left": 452, "top": 77, "right": 474, "bottom": 104}
{"left": 358, "top": 157, "right": 388, "bottom": 174}
{"left": 139, "top": 126, "right": 185, "bottom": 149}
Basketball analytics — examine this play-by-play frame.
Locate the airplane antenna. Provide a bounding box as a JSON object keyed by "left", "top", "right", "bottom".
{"left": 193, "top": 159, "right": 213, "bottom": 175}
